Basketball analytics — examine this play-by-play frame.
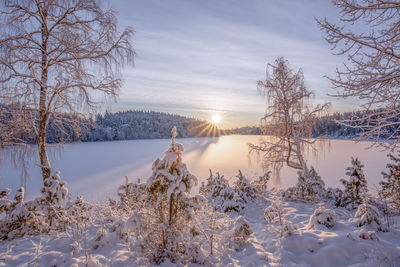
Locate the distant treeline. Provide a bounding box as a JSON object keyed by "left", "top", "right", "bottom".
{"left": 229, "top": 109, "right": 400, "bottom": 140}
{"left": 0, "top": 105, "right": 221, "bottom": 144}
{"left": 88, "top": 110, "right": 220, "bottom": 141}
{"left": 311, "top": 110, "right": 400, "bottom": 139}
{"left": 2, "top": 105, "right": 399, "bottom": 144}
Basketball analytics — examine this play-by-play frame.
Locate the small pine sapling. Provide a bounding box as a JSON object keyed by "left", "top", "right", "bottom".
{"left": 117, "top": 176, "right": 146, "bottom": 213}
{"left": 380, "top": 153, "right": 400, "bottom": 214}
{"left": 200, "top": 170, "right": 243, "bottom": 213}
{"left": 0, "top": 188, "right": 12, "bottom": 212}
{"left": 233, "top": 170, "right": 257, "bottom": 203}
{"left": 354, "top": 197, "right": 383, "bottom": 232}
{"left": 145, "top": 126, "right": 200, "bottom": 263}
{"left": 284, "top": 166, "right": 325, "bottom": 202}
{"left": 325, "top": 187, "right": 343, "bottom": 207}
{"left": 252, "top": 171, "right": 271, "bottom": 197}
{"left": 340, "top": 157, "right": 368, "bottom": 210}
{"left": 35, "top": 171, "right": 69, "bottom": 231}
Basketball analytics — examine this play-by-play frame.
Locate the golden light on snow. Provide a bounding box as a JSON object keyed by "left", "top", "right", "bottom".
{"left": 211, "top": 114, "right": 221, "bottom": 124}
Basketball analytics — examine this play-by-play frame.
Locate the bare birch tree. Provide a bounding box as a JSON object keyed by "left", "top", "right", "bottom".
{"left": 317, "top": 0, "right": 400, "bottom": 150}
{"left": 249, "top": 57, "right": 329, "bottom": 175}
{"left": 0, "top": 0, "right": 134, "bottom": 181}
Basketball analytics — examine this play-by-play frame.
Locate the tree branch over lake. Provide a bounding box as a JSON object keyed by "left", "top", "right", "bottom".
{"left": 316, "top": 0, "right": 400, "bottom": 149}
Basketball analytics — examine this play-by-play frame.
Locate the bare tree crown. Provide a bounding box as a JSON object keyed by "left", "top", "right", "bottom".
{"left": 250, "top": 57, "right": 329, "bottom": 174}
{"left": 0, "top": 0, "right": 135, "bottom": 180}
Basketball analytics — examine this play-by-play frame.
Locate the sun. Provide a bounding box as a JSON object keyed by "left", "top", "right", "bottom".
{"left": 211, "top": 114, "right": 221, "bottom": 124}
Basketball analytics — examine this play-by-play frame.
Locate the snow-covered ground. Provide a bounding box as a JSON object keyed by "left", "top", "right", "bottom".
{"left": 1, "top": 197, "right": 399, "bottom": 266}
{"left": 1, "top": 135, "right": 389, "bottom": 201}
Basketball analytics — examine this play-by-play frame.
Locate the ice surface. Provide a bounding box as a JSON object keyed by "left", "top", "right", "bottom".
{"left": 0, "top": 135, "right": 389, "bottom": 201}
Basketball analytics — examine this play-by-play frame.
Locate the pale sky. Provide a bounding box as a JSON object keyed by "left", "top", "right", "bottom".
{"left": 107, "top": 0, "right": 360, "bottom": 128}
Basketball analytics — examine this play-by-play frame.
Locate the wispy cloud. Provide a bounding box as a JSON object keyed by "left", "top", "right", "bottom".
{"left": 109, "top": 0, "right": 354, "bottom": 128}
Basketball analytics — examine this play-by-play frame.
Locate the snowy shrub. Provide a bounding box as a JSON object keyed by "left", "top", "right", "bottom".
{"left": 192, "top": 201, "right": 232, "bottom": 260}
{"left": 234, "top": 170, "right": 257, "bottom": 203}
{"left": 117, "top": 176, "right": 146, "bottom": 213}
{"left": 0, "top": 188, "right": 12, "bottom": 212}
{"left": 308, "top": 205, "right": 336, "bottom": 229}
{"left": 144, "top": 126, "right": 201, "bottom": 263}
{"left": 380, "top": 153, "right": 400, "bottom": 214}
{"left": 284, "top": 166, "right": 325, "bottom": 202}
{"left": 91, "top": 228, "right": 108, "bottom": 250}
{"left": 34, "top": 171, "right": 69, "bottom": 231}
{"left": 199, "top": 170, "right": 229, "bottom": 199}
{"left": 264, "top": 198, "right": 294, "bottom": 238}
{"left": 66, "top": 195, "right": 93, "bottom": 239}
{"left": 200, "top": 170, "right": 243, "bottom": 213}
{"left": 325, "top": 187, "right": 343, "bottom": 207}
{"left": 185, "top": 239, "right": 205, "bottom": 264}
{"left": 0, "top": 187, "right": 44, "bottom": 240}
{"left": 340, "top": 157, "right": 368, "bottom": 210}
{"left": 124, "top": 211, "right": 144, "bottom": 241}
{"left": 358, "top": 229, "right": 379, "bottom": 241}
{"left": 251, "top": 171, "right": 271, "bottom": 197}
{"left": 231, "top": 216, "right": 252, "bottom": 249}
{"left": 354, "top": 202, "right": 383, "bottom": 231}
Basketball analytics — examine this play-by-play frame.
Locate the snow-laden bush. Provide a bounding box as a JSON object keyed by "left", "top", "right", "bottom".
{"left": 0, "top": 187, "right": 44, "bottom": 240}
{"left": 200, "top": 170, "right": 243, "bottom": 213}
{"left": 117, "top": 176, "right": 146, "bottom": 213}
{"left": 307, "top": 205, "right": 336, "bottom": 229}
{"left": 0, "top": 189, "right": 12, "bottom": 213}
{"left": 380, "top": 153, "right": 400, "bottom": 214}
{"left": 234, "top": 170, "right": 257, "bottom": 203}
{"left": 191, "top": 201, "right": 231, "bottom": 259}
{"left": 231, "top": 216, "right": 252, "bottom": 249}
{"left": 265, "top": 198, "right": 295, "bottom": 238}
{"left": 354, "top": 202, "right": 382, "bottom": 231}
{"left": 34, "top": 171, "right": 69, "bottom": 231}
{"left": 358, "top": 229, "right": 379, "bottom": 241}
{"left": 251, "top": 171, "right": 271, "bottom": 197}
{"left": 325, "top": 187, "right": 343, "bottom": 207}
{"left": 284, "top": 166, "right": 325, "bottom": 202}
{"left": 0, "top": 172, "right": 70, "bottom": 240}
{"left": 340, "top": 157, "right": 368, "bottom": 210}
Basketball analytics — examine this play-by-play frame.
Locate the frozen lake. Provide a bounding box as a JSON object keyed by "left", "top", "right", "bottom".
{"left": 0, "top": 135, "right": 390, "bottom": 201}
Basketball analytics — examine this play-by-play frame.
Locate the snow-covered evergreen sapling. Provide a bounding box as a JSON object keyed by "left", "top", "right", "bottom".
{"left": 199, "top": 170, "right": 243, "bottom": 213}
{"left": 354, "top": 197, "right": 383, "bottom": 232}
{"left": 0, "top": 188, "right": 12, "bottom": 212}
{"left": 34, "top": 171, "right": 69, "bottom": 231}
{"left": 340, "top": 157, "right": 368, "bottom": 210}
{"left": 325, "top": 187, "right": 343, "bottom": 207}
{"left": 233, "top": 170, "right": 257, "bottom": 203}
{"left": 145, "top": 126, "right": 201, "bottom": 263}
{"left": 251, "top": 171, "right": 271, "bottom": 197}
{"left": 284, "top": 166, "right": 325, "bottom": 202}
{"left": 380, "top": 153, "right": 400, "bottom": 213}
{"left": 307, "top": 204, "right": 336, "bottom": 229}
{"left": 117, "top": 176, "right": 146, "bottom": 213}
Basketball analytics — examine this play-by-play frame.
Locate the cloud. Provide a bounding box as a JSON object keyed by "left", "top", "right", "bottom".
{"left": 110, "top": 0, "right": 353, "bottom": 127}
